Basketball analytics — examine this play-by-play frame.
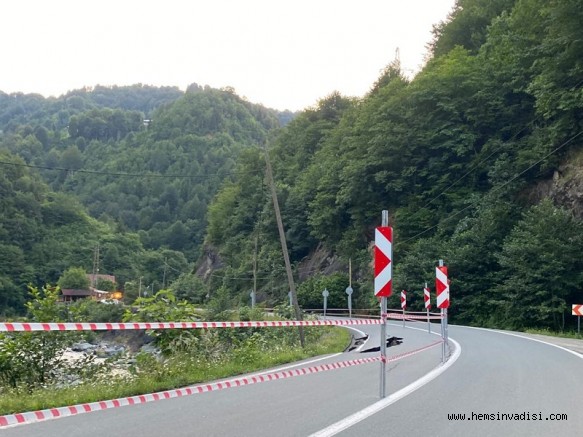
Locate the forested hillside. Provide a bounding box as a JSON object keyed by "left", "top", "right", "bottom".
{"left": 0, "top": 84, "right": 286, "bottom": 314}
{"left": 205, "top": 0, "right": 583, "bottom": 331}
{"left": 1, "top": 0, "right": 582, "bottom": 332}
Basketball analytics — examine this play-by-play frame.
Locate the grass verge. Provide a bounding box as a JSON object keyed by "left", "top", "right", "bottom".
{"left": 523, "top": 327, "right": 583, "bottom": 339}
{"left": 0, "top": 326, "right": 351, "bottom": 415}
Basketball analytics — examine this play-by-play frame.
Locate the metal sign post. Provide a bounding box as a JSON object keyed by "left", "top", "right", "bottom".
{"left": 346, "top": 258, "right": 353, "bottom": 319}
{"left": 380, "top": 296, "right": 387, "bottom": 398}
{"left": 322, "top": 288, "right": 329, "bottom": 320}
{"left": 445, "top": 308, "right": 449, "bottom": 345}
{"left": 346, "top": 286, "right": 353, "bottom": 318}
{"left": 427, "top": 308, "right": 431, "bottom": 333}
{"left": 424, "top": 282, "right": 431, "bottom": 333}
{"left": 375, "top": 210, "right": 392, "bottom": 399}
{"left": 572, "top": 305, "right": 583, "bottom": 334}
{"left": 437, "top": 259, "right": 450, "bottom": 362}
{"left": 441, "top": 308, "right": 445, "bottom": 363}
{"left": 401, "top": 290, "right": 406, "bottom": 328}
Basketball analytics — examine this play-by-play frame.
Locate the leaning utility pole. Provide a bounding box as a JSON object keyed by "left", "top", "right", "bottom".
{"left": 253, "top": 234, "right": 258, "bottom": 298}
{"left": 263, "top": 142, "right": 305, "bottom": 347}
{"left": 91, "top": 244, "right": 100, "bottom": 288}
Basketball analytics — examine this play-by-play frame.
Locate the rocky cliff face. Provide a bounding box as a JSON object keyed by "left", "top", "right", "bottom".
{"left": 550, "top": 163, "right": 583, "bottom": 219}
{"left": 296, "top": 242, "right": 344, "bottom": 281}
{"left": 196, "top": 244, "right": 225, "bottom": 281}
{"left": 530, "top": 161, "right": 583, "bottom": 219}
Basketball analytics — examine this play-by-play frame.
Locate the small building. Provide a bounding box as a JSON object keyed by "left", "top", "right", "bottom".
{"left": 60, "top": 274, "right": 120, "bottom": 302}
{"left": 60, "top": 288, "right": 95, "bottom": 302}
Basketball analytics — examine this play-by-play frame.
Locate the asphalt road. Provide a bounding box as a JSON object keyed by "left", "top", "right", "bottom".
{"left": 332, "top": 324, "right": 583, "bottom": 437}
{"left": 3, "top": 322, "right": 582, "bottom": 436}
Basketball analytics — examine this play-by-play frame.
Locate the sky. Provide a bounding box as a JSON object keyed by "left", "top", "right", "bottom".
{"left": 2, "top": 0, "right": 456, "bottom": 112}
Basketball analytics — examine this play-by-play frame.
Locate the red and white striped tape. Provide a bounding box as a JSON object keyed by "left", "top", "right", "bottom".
{"left": 0, "top": 339, "right": 443, "bottom": 428}
{"left": 387, "top": 313, "right": 443, "bottom": 320}
{"left": 0, "top": 319, "right": 382, "bottom": 332}
{"left": 380, "top": 338, "right": 443, "bottom": 364}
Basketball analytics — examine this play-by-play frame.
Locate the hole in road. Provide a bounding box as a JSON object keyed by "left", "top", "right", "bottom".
{"left": 360, "top": 336, "right": 403, "bottom": 353}
{"left": 346, "top": 335, "right": 368, "bottom": 352}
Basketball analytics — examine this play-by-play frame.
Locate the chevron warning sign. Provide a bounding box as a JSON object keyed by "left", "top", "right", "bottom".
{"left": 374, "top": 226, "right": 393, "bottom": 297}
{"left": 401, "top": 290, "right": 407, "bottom": 309}
{"left": 573, "top": 305, "right": 583, "bottom": 316}
{"left": 436, "top": 265, "right": 450, "bottom": 309}
{"left": 424, "top": 285, "right": 431, "bottom": 310}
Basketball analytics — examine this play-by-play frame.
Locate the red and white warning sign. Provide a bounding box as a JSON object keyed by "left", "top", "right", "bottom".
{"left": 573, "top": 305, "right": 583, "bottom": 316}
{"left": 374, "top": 226, "right": 393, "bottom": 297}
{"left": 435, "top": 265, "right": 450, "bottom": 309}
{"left": 401, "top": 290, "right": 407, "bottom": 309}
{"left": 424, "top": 285, "right": 431, "bottom": 309}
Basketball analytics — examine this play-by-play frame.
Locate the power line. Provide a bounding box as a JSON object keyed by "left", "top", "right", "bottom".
{"left": 0, "top": 160, "right": 264, "bottom": 180}
{"left": 420, "top": 77, "right": 583, "bottom": 210}
{"left": 207, "top": 264, "right": 337, "bottom": 281}
{"left": 402, "top": 130, "right": 583, "bottom": 245}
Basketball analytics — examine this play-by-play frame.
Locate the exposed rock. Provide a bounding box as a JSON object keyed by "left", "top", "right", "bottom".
{"left": 528, "top": 163, "right": 583, "bottom": 219}
{"left": 196, "top": 244, "right": 224, "bottom": 280}
{"left": 297, "top": 242, "right": 345, "bottom": 281}
{"left": 140, "top": 343, "right": 162, "bottom": 357}
{"left": 549, "top": 165, "right": 583, "bottom": 219}
{"left": 70, "top": 341, "right": 95, "bottom": 352}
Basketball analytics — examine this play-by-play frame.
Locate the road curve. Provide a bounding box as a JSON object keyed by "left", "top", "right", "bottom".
{"left": 332, "top": 324, "right": 583, "bottom": 436}
{"left": 1, "top": 322, "right": 444, "bottom": 436}
{"left": 3, "top": 323, "right": 581, "bottom": 436}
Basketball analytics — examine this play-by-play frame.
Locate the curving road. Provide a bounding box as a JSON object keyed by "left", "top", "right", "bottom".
{"left": 2, "top": 322, "right": 582, "bottom": 436}
{"left": 327, "top": 324, "right": 583, "bottom": 436}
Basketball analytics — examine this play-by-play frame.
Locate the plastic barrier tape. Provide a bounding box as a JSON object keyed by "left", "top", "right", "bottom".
{"left": 0, "top": 319, "right": 384, "bottom": 332}
{"left": 0, "top": 340, "right": 443, "bottom": 428}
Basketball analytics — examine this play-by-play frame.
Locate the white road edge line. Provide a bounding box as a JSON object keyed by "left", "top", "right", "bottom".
{"left": 345, "top": 326, "right": 369, "bottom": 352}
{"left": 253, "top": 325, "right": 371, "bottom": 376}
{"left": 459, "top": 325, "right": 583, "bottom": 360}
{"left": 250, "top": 353, "right": 343, "bottom": 377}
{"left": 253, "top": 324, "right": 377, "bottom": 376}
{"left": 251, "top": 325, "right": 370, "bottom": 376}
{"left": 309, "top": 336, "right": 462, "bottom": 437}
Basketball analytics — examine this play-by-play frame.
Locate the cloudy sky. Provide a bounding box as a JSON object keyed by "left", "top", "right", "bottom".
{"left": 2, "top": 0, "right": 456, "bottom": 111}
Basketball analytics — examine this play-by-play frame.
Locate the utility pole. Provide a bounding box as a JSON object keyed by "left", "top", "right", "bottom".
{"left": 346, "top": 258, "right": 353, "bottom": 318}
{"left": 253, "top": 234, "right": 258, "bottom": 299}
{"left": 263, "top": 142, "right": 305, "bottom": 347}
{"left": 162, "top": 257, "right": 167, "bottom": 289}
{"left": 91, "top": 244, "right": 100, "bottom": 288}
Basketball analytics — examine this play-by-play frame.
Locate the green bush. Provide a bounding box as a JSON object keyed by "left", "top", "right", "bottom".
{"left": 57, "top": 267, "right": 90, "bottom": 290}
{"left": 69, "top": 299, "right": 125, "bottom": 322}
{"left": 0, "top": 286, "right": 104, "bottom": 391}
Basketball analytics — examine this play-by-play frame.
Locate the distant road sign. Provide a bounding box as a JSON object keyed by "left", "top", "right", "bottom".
{"left": 424, "top": 286, "right": 431, "bottom": 309}
{"left": 573, "top": 304, "right": 583, "bottom": 316}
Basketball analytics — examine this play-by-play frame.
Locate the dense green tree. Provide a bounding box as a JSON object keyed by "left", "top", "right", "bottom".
{"left": 430, "top": 0, "right": 517, "bottom": 57}
{"left": 493, "top": 200, "right": 583, "bottom": 330}
{"left": 2, "top": 1, "right": 583, "bottom": 332}
{"left": 296, "top": 273, "right": 354, "bottom": 310}
{"left": 169, "top": 273, "right": 208, "bottom": 304}
{"left": 57, "top": 267, "right": 90, "bottom": 290}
